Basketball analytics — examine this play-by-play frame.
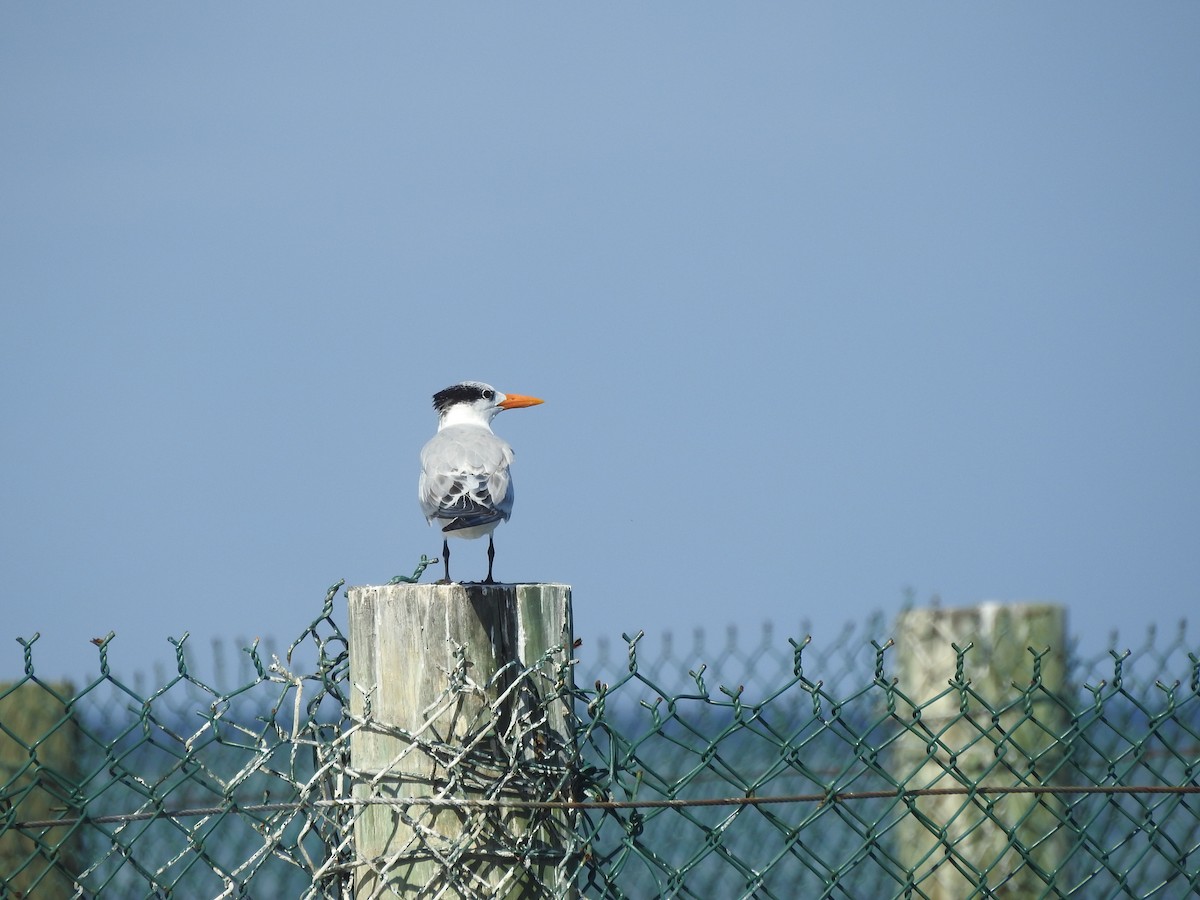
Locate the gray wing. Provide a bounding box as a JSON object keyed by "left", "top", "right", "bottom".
{"left": 418, "top": 425, "right": 515, "bottom": 529}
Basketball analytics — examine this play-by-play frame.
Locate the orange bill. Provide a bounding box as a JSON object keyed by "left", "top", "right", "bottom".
{"left": 498, "top": 392, "right": 544, "bottom": 409}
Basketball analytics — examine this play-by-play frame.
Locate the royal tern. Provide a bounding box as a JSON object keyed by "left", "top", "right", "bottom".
{"left": 418, "top": 381, "right": 544, "bottom": 583}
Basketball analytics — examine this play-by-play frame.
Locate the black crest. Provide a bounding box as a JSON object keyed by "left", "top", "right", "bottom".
{"left": 432, "top": 382, "right": 494, "bottom": 413}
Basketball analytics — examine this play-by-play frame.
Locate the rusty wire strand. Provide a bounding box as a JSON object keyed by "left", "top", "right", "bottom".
{"left": 9, "top": 783, "right": 1200, "bottom": 831}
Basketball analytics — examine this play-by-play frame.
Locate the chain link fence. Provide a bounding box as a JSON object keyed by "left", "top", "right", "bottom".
{"left": 2, "top": 584, "right": 1198, "bottom": 898}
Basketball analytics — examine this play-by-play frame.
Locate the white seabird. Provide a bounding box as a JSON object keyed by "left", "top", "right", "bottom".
{"left": 418, "top": 381, "right": 544, "bottom": 583}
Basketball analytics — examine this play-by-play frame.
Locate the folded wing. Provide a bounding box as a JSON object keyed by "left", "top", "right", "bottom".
{"left": 419, "top": 425, "right": 516, "bottom": 531}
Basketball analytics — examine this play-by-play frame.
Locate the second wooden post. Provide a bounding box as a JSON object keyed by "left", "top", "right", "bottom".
{"left": 892, "top": 602, "right": 1069, "bottom": 899}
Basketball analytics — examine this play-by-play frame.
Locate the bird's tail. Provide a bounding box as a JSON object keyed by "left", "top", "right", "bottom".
{"left": 434, "top": 496, "right": 505, "bottom": 532}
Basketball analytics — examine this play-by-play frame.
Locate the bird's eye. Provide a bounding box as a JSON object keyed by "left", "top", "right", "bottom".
{"left": 483, "top": 390, "right": 495, "bottom": 400}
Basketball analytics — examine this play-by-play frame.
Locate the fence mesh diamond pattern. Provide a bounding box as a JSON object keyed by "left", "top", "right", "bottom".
{"left": 2, "top": 586, "right": 1198, "bottom": 898}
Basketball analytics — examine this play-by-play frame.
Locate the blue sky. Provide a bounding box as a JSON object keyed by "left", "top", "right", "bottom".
{"left": 3, "top": 5, "right": 1198, "bottom": 683}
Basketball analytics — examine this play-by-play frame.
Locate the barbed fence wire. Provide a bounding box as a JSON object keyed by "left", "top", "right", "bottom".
{"left": 2, "top": 585, "right": 1198, "bottom": 898}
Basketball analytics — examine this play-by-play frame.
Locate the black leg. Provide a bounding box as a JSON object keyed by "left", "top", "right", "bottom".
{"left": 441, "top": 539, "right": 451, "bottom": 583}
{"left": 484, "top": 535, "right": 496, "bottom": 584}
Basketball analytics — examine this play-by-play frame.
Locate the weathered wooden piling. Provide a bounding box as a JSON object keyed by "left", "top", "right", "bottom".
{"left": 346, "top": 582, "right": 574, "bottom": 899}
{"left": 893, "top": 602, "right": 1069, "bottom": 899}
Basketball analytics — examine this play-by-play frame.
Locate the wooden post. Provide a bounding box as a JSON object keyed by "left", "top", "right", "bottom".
{"left": 346, "top": 583, "right": 575, "bottom": 899}
{"left": 892, "top": 602, "right": 1069, "bottom": 899}
{"left": 0, "top": 680, "right": 81, "bottom": 899}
